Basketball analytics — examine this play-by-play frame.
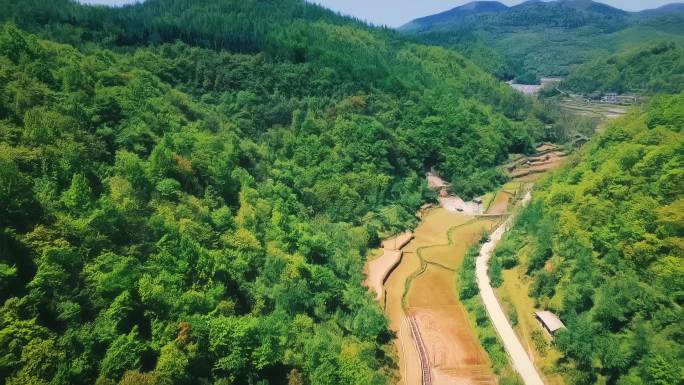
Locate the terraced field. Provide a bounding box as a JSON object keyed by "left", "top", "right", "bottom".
{"left": 504, "top": 143, "right": 569, "bottom": 181}
{"left": 379, "top": 208, "right": 500, "bottom": 385}
{"left": 405, "top": 216, "right": 499, "bottom": 385}
{"left": 558, "top": 97, "right": 628, "bottom": 119}
{"left": 367, "top": 202, "right": 507, "bottom": 385}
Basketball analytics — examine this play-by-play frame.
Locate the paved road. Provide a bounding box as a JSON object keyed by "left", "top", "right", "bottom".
{"left": 475, "top": 191, "right": 545, "bottom": 385}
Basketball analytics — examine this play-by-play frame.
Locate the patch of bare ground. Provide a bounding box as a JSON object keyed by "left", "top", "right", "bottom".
{"left": 368, "top": 206, "right": 499, "bottom": 385}
{"left": 426, "top": 171, "right": 484, "bottom": 214}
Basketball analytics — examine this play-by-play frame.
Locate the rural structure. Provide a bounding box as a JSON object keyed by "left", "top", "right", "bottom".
{"left": 535, "top": 310, "right": 566, "bottom": 337}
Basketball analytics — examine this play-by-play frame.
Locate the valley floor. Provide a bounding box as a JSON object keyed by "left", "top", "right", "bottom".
{"left": 381, "top": 208, "right": 499, "bottom": 385}
{"left": 366, "top": 146, "right": 568, "bottom": 385}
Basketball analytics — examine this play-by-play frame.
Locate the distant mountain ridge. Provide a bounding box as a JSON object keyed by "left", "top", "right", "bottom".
{"left": 400, "top": 1, "right": 684, "bottom": 31}
{"left": 401, "top": 1, "right": 507, "bottom": 31}
{"left": 640, "top": 2, "right": 684, "bottom": 16}
{"left": 399, "top": 0, "right": 684, "bottom": 81}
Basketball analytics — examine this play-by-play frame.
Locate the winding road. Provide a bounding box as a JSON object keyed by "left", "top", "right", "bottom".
{"left": 475, "top": 191, "right": 545, "bottom": 385}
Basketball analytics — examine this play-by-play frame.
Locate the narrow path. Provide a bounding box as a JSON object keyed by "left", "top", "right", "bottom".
{"left": 475, "top": 191, "right": 545, "bottom": 385}
{"left": 407, "top": 314, "right": 432, "bottom": 385}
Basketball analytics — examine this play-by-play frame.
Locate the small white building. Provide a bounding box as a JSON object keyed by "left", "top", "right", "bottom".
{"left": 601, "top": 93, "right": 618, "bottom": 104}
{"left": 535, "top": 310, "right": 565, "bottom": 337}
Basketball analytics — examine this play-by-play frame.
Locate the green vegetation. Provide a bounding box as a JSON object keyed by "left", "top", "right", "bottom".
{"left": 0, "top": 0, "right": 546, "bottom": 196}
{"left": 0, "top": 0, "right": 554, "bottom": 384}
{"left": 401, "top": 1, "right": 684, "bottom": 82}
{"left": 562, "top": 42, "right": 684, "bottom": 94}
{"left": 489, "top": 235, "right": 520, "bottom": 289}
{"left": 493, "top": 93, "right": 684, "bottom": 385}
{"left": 459, "top": 243, "right": 522, "bottom": 385}
{"left": 3, "top": 1, "right": 679, "bottom": 384}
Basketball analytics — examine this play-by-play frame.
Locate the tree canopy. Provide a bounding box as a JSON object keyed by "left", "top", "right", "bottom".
{"left": 495, "top": 93, "right": 684, "bottom": 385}
{"left": 0, "top": 0, "right": 550, "bottom": 383}
{"left": 562, "top": 42, "right": 684, "bottom": 95}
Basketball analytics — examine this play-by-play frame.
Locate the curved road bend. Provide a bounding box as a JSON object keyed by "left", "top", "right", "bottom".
{"left": 475, "top": 191, "right": 546, "bottom": 385}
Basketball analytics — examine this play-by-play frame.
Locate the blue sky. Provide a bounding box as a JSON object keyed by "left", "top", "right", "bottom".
{"left": 80, "top": 0, "right": 678, "bottom": 27}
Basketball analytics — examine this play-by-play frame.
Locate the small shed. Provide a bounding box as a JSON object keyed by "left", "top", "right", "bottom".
{"left": 535, "top": 310, "right": 565, "bottom": 336}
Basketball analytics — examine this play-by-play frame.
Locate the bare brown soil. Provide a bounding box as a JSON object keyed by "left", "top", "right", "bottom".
{"left": 365, "top": 250, "right": 403, "bottom": 301}
{"left": 408, "top": 217, "right": 498, "bottom": 385}
{"left": 384, "top": 248, "right": 422, "bottom": 385}
{"left": 372, "top": 208, "right": 499, "bottom": 385}
{"left": 486, "top": 191, "right": 513, "bottom": 215}
{"left": 383, "top": 232, "right": 415, "bottom": 251}
{"left": 365, "top": 232, "right": 415, "bottom": 301}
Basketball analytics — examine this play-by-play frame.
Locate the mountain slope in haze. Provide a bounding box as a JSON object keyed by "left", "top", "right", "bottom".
{"left": 401, "top": 1, "right": 508, "bottom": 32}
{"left": 401, "top": 0, "right": 684, "bottom": 81}
{"left": 0, "top": 1, "right": 551, "bottom": 385}
{"left": 401, "top": 0, "right": 632, "bottom": 32}
{"left": 640, "top": 2, "right": 684, "bottom": 17}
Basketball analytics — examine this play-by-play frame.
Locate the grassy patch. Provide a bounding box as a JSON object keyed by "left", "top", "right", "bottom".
{"left": 481, "top": 192, "right": 496, "bottom": 212}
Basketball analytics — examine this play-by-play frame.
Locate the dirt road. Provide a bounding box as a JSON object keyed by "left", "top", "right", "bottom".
{"left": 475, "top": 191, "right": 545, "bottom": 385}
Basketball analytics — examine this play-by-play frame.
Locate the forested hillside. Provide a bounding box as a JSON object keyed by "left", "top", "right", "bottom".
{"left": 492, "top": 93, "right": 684, "bottom": 384}
{"left": 0, "top": 0, "right": 549, "bottom": 384}
{"left": 1, "top": 0, "right": 355, "bottom": 57}
{"left": 401, "top": 0, "right": 684, "bottom": 82}
{"left": 562, "top": 42, "right": 684, "bottom": 94}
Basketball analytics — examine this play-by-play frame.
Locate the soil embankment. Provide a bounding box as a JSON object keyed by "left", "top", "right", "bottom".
{"left": 504, "top": 143, "right": 568, "bottom": 180}
{"left": 365, "top": 232, "right": 414, "bottom": 301}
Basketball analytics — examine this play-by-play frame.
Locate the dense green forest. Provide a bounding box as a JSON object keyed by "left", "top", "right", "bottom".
{"left": 490, "top": 93, "right": 684, "bottom": 385}
{"left": 401, "top": 0, "right": 684, "bottom": 82}
{"left": 0, "top": 0, "right": 543, "bottom": 193}
{"left": 0, "top": 0, "right": 554, "bottom": 384}
{"left": 562, "top": 42, "right": 684, "bottom": 95}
